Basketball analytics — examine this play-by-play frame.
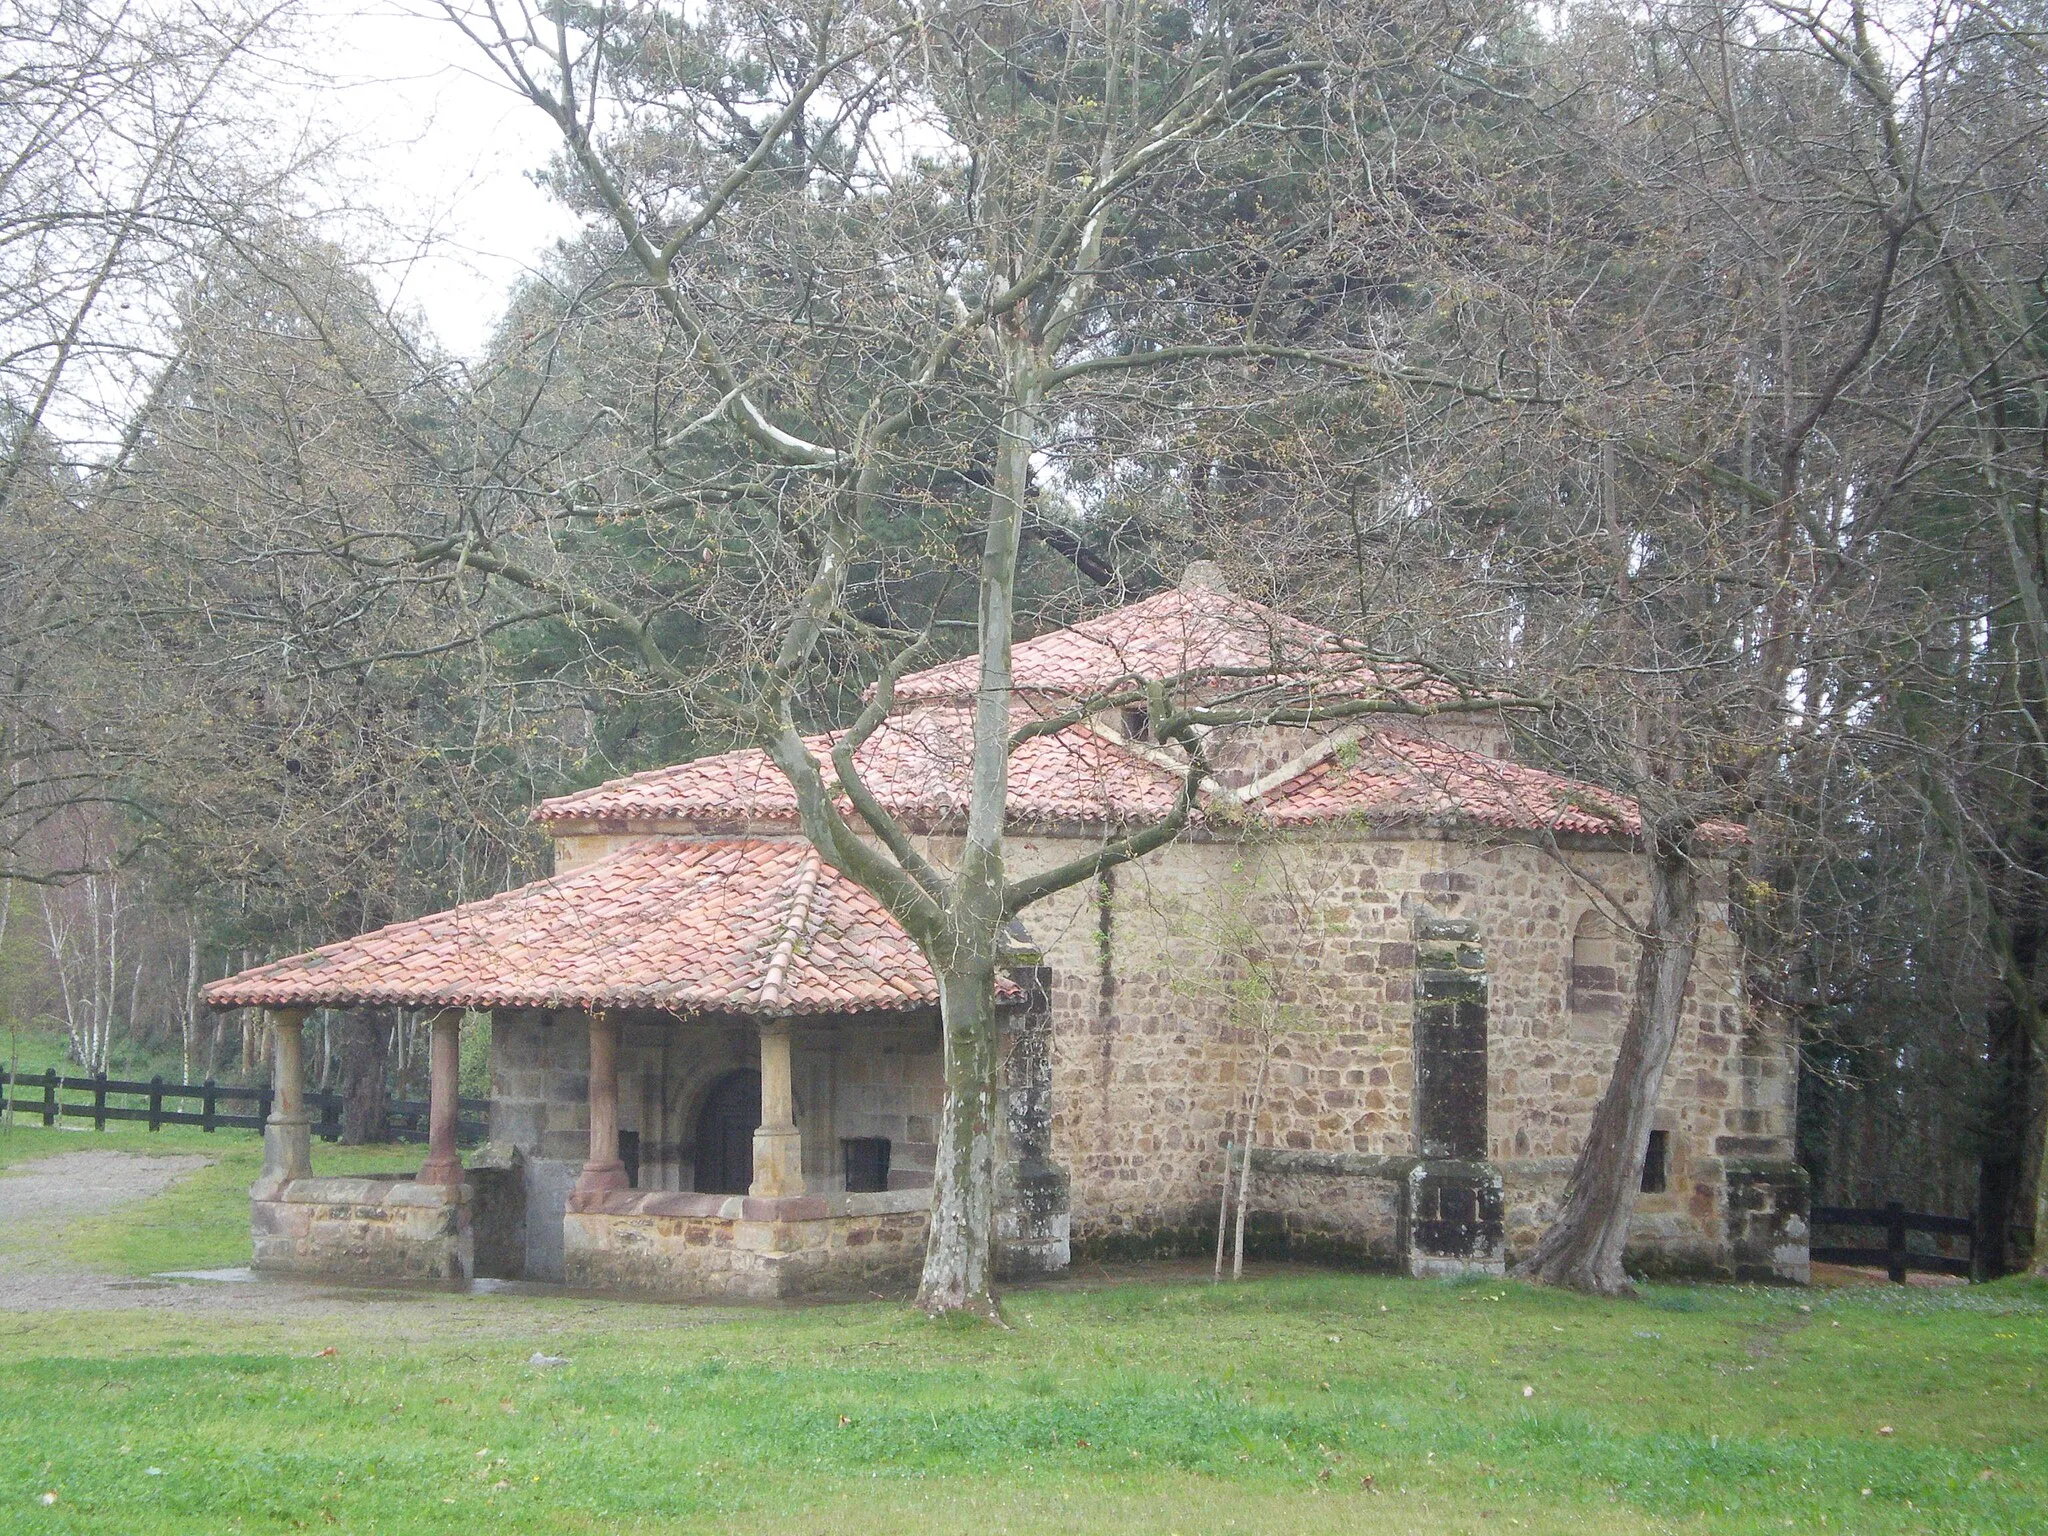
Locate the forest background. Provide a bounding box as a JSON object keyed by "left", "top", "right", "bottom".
{"left": 5, "top": 0, "right": 2047, "bottom": 1272}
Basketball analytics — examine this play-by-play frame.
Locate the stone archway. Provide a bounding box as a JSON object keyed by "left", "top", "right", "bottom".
{"left": 693, "top": 1068, "right": 761, "bottom": 1195}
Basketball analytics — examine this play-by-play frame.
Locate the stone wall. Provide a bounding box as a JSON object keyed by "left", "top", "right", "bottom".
{"left": 1234, "top": 1151, "right": 1406, "bottom": 1267}
{"left": 561, "top": 1189, "right": 929, "bottom": 1299}
{"left": 466, "top": 1146, "right": 527, "bottom": 1280}
{"left": 251, "top": 1176, "right": 470, "bottom": 1280}
{"left": 487, "top": 1009, "right": 588, "bottom": 1281}
{"left": 487, "top": 1006, "right": 981, "bottom": 1283}
{"left": 490, "top": 1009, "right": 946, "bottom": 1197}
{"left": 998, "top": 826, "right": 1795, "bottom": 1276}
{"left": 541, "top": 801, "right": 1799, "bottom": 1282}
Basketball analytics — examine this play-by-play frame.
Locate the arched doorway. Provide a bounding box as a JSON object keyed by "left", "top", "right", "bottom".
{"left": 694, "top": 1069, "right": 761, "bottom": 1194}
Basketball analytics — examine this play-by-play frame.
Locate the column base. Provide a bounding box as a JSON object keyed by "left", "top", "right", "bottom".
{"left": 258, "top": 1113, "right": 314, "bottom": 1194}
{"left": 417, "top": 1154, "right": 465, "bottom": 1187}
{"left": 568, "top": 1159, "right": 629, "bottom": 1211}
{"left": 1400, "top": 1158, "right": 1505, "bottom": 1278}
{"left": 750, "top": 1126, "right": 803, "bottom": 1198}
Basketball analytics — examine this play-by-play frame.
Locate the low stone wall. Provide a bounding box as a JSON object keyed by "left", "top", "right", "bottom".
{"left": 1241, "top": 1150, "right": 1504, "bottom": 1277}
{"left": 561, "top": 1188, "right": 930, "bottom": 1300}
{"left": 1238, "top": 1148, "right": 1806, "bottom": 1282}
{"left": 1240, "top": 1151, "right": 1407, "bottom": 1268}
{"left": 251, "top": 1176, "right": 471, "bottom": 1280}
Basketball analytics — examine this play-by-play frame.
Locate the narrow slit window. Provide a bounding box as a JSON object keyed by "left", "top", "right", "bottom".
{"left": 843, "top": 1137, "right": 891, "bottom": 1193}
{"left": 1641, "top": 1129, "right": 1668, "bottom": 1194}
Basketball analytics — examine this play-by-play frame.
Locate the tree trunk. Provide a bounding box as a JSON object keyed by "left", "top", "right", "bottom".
{"left": 1978, "top": 995, "right": 2031, "bottom": 1276}
{"left": 2034, "top": 1112, "right": 2048, "bottom": 1277}
{"left": 1213, "top": 1127, "right": 1235, "bottom": 1282}
{"left": 1232, "top": 1046, "right": 1271, "bottom": 1281}
{"left": 913, "top": 345, "right": 1040, "bottom": 1315}
{"left": 917, "top": 962, "right": 1001, "bottom": 1314}
{"left": 338, "top": 1007, "right": 390, "bottom": 1144}
{"left": 1516, "top": 831, "right": 1701, "bottom": 1294}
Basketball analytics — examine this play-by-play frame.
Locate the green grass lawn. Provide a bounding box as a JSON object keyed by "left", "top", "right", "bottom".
{"left": 0, "top": 1136, "right": 2041, "bottom": 1533}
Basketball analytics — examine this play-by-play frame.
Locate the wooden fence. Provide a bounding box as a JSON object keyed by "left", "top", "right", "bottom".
{"left": 0, "top": 1068, "right": 486, "bottom": 1145}
{"left": 1811, "top": 1201, "right": 1978, "bottom": 1283}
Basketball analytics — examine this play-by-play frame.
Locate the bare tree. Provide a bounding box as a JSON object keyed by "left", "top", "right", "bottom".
{"left": 38, "top": 873, "right": 123, "bottom": 1073}
{"left": 378, "top": 0, "right": 1526, "bottom": 1314}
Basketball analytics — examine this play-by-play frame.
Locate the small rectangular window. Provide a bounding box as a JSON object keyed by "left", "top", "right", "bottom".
{"left": 843, "top": 1137, "right": 891, "bottom": 1193}
{"left": 1641, "top": 1129, "right": 1668, "bottom": 1194}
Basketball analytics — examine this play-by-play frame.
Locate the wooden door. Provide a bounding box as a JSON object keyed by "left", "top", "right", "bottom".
{"left": 694, "top": 1069, "right": 761, "bottom": 1194}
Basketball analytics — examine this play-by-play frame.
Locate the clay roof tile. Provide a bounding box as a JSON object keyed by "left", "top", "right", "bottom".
{"left": 532, "top": 705, "right": 1185, "bottom": 830}
{"left": 1253, "top": 735, "right": 1746, "bottom": 845}
{"left": 202, "top": 838, "right": 1003, "bottom": 1016}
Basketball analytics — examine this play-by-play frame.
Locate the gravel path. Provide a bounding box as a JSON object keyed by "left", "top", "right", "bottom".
{"left": 0, "top": 1148, "right": 209, "bottom": 1226}
{"left": 0, "top": 1147, "right": 727, "bottom": 1340}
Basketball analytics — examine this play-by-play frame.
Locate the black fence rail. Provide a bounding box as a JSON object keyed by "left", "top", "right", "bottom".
{"left": 1811, "top": 1201, "right": 1978, "bottom": 1283}
{"left": 0, "top": 1068, "right": 485, "bottom": 1145}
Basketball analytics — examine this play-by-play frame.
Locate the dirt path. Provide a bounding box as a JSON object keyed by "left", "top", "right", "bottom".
{"left": 0, "top": 1148, "right": 231, "bottom": 1316}
{"left": 0, "top": 1147, "right": 727, "bottom": 1342}
{"left": 0, "top": 1148, "right": 209, "bottom": 1226}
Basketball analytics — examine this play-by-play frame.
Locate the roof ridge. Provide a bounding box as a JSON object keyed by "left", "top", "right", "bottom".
{"left": 756, "top": 846, "right": 825, "bottom": 1013}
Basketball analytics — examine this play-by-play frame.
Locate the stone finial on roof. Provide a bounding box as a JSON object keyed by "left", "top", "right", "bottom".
{"left": 1179, "top": 560, "right": 1228, "bottom": 593}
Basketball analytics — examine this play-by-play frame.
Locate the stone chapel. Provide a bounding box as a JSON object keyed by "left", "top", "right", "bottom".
{"left": 206, "top": 566, "right": 1810, "bottom": 1297}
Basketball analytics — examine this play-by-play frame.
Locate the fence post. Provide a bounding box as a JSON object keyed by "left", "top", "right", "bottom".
{"left": 42, "top": 1068, "right": 56, "bottom": 1126}
{"left": 93, "top": 1071, "right": 107, "bottom": 1132}
{"left": 1886, "top": 1200, "right": 1908, "bottom": 1284}
{"left": 258, "top": 1086, "right": 272, "bottom": 1129}
{"left": 148, "top": 1076, "right": 164, "bottom": 1133}
{"left": 201, "top": 1078, "right": 217, "bottom": 1133}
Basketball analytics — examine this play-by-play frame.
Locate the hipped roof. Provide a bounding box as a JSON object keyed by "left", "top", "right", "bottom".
{"left": 887, "top": 581, "right": 1502, "bottom": 708}
{"left": 204, "top": 838, "right": 979, "bottom": 1016}
{"left": 533, "top": 704, "right": 1186, "bottom": 830}
{"left": 208, "top": 577, "right": 1738, "bottom": 1016}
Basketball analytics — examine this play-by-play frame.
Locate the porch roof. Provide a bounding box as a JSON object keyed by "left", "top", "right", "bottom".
{"left": 204, "top": 837, "right": 979, "bottom": 1016}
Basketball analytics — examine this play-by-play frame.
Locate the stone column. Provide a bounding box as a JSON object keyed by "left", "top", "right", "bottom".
{"left": 417, "top": 1008, "right": 465, "bottom": 1186}
{"left": 750, "top": 1020, "right": 802, "bottom": 1198}
{"left": 994, "top": 963, "right": 1070, "bottom": 1276}
{"left": 261, "top": 1008, "right": 313, "bottom": 1185}
{"left": 573, "top": 1011, "right": 628, "bottom": 1200}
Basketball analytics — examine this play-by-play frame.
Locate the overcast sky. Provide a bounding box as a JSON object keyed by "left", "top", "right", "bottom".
{"left": 299, "top": 0, "right": 583, "bottom": 358}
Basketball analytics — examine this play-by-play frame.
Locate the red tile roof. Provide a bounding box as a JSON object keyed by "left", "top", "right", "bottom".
{"left": 532, "top": 705, "right": 1187, "bottom": 830}
{"left": 1253, "top": 735, "right": 1745, "bottom": 844}
{"left": 207, "top": 581, "right": 1735, "bottom": 1018}
{"left": 890, "top": 584, "right": 1491, "bottom": 709}
{"left": 203, "top": 838, "right": 967, "bottom": 1015}
{"left": 534, "top": 708, "right": 1724, "bottom": 848}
